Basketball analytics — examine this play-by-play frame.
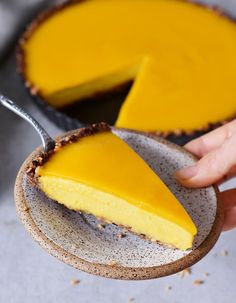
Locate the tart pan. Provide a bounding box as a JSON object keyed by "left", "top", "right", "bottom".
{"left": 16, "top": 0, "right": 235, "bottom": 145}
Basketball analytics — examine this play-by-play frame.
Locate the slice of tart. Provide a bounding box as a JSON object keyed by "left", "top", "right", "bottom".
{"left": 19, "top": 0, "right": 236, "bottom": 133}
{"left": 33, "top": 124, "right": 197, "bottom": 250}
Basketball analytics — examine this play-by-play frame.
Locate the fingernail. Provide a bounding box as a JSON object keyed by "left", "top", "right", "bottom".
{"left": 176, "top": 165, "right": 198, "bottom": 180}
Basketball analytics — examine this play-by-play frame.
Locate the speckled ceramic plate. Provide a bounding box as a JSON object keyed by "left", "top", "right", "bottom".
{"left": 14, "top": 128, "right": 223, "bottom": 280}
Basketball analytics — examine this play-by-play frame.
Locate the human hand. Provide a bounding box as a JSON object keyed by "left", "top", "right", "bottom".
{"left": 176, "top": 119, "right": 236, "bottom": 231}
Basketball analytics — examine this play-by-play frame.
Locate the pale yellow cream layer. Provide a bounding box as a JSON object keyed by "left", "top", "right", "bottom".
{"left": 23, "top": 0, "right": 236, "bottom": 131}
{"left": 37, "top": 131, "right": 197, "bottom": 250}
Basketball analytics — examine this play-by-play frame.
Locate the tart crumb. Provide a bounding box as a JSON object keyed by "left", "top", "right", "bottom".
{"left": 26, "top": 167, "right": 34, "bottom": 174}
{"left": 193, "top": 279, "right": 204, "bottom": 286}
{"left": 178, "top": 267, "right": 192, "bottom": 278}
{"left": 107, "top": 261, "right": 117, "bottom": 266}
{"left": 97, "top": 223, "right": 105, "bottom": 230}
{"left": 117, "top": 232, "right": 126, "bottom": 239}
{"left": 30, "top": 86, "right": 39, "bottom": 95}
{"left": 220, "top": 249, "right": 228, "bottom": 256}
{"left": 23, "top": 205, "right": 30, "bottom": 212}
{"left": 128, "top": 298, "right": 135, "bottom": 302}
{"left": 70, "top": 279, "right": 80, "bottom": 285}
{"left": 165, "top": 285, "right": 172, "bottom": 291}
{"left": 174, "top": 128, "right": 182, "bottom": 136}
{"left": 25, "top": 80, "right": 31, "bottom": 88}
{"left": 123, "top": 227, "right": 131, "bottom": 233}
{"left": 205, "top": 272, "right": 210, "bottom": 277}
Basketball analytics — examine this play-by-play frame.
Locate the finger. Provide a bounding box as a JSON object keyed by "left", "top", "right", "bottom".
{"left": 222, "top": 207, "right": 236, "bottom": 231}
{"left": 176, "top": 133, "right": 236, "bottom": 187}
{"left": 184, "top": 119, "right": 236, "bottom": 158}
{"left": 220, "top": 189, "right": 236, "bottom": 210}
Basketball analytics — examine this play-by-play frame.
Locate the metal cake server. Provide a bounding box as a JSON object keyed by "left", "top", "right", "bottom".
{"left": 0, "top": 94, "right": 55, "bottom": 152}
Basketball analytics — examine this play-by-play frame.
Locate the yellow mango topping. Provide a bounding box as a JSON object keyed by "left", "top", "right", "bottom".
{"left": 23, "top": 0, "right": 236, "bottom": 132}
{"left": 37, "top": 131, "right": 197, "bottom": 250}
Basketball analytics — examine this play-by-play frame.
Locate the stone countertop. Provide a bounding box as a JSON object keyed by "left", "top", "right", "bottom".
{"left": 1, "top": 1, "right": 236, "bottom": 302}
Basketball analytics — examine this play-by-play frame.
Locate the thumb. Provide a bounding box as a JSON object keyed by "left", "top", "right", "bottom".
{"left": 176, "top": 134, "right": 236, "bottom": 188}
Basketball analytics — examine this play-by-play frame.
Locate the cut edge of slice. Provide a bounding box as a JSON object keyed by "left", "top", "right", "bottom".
{"left": 38, "top": 175, "right": 195, "bottom": 251}
{"left": 39, "top": 60, "right": 144, "bottom": 108}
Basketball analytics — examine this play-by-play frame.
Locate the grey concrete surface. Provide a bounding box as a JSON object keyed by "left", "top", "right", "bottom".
{"left": 1, "top": 1, "right": 236, "bottom": 302}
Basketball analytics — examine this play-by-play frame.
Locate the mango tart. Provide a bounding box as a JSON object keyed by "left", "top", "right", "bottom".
{"left": 17, "top": 0, "right": 236, "bottom": 136}
{"left": 26, "top": 122, "right": 197, "bottom": 250}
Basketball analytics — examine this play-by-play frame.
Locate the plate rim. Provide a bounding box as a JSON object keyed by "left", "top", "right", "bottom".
{"left": 14, "top": 128, "right": 224, "bottom": 280}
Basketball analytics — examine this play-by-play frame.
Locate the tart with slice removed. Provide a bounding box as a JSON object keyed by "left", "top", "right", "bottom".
{"left": 18, "top": 0, "right": 236, "bottom": 134}
{"left": 32, "top": 123, "right": 197, "bottom": 250}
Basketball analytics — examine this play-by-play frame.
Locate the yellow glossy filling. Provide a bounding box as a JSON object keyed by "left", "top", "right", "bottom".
{"left": 37, "top": 131, "right": 197, "bottom": 250}
{"left": 23, "top": 0, "right": 236, "bottom": 132}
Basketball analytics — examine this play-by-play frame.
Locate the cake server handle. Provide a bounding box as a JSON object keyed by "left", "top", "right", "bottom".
{"left": 0, "top": 94, "right": 55, "bottom": 153}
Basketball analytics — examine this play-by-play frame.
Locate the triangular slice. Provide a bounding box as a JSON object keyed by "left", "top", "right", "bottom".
{"left": 34, "top": 124, "right": 197, "bottom": 250}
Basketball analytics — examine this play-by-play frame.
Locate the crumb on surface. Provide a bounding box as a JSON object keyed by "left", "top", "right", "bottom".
{"left": 107, "top": 261, "right": 117, "bottom": 266}
{"left": 193, "top": 279, "right": 204, "bottom": 285}
{"left": 165, "top": 285, "right": 172, "bottom": 291}
{"left": 26, "top": 167, "right": 33, "bottom": 174}
{"left": 128, "top": 298, "right": 135, "bottom": 302}
{"left": 117, "top": 232, "right": 126, "bottom": 239}
{"left": 123, "top": 227, "right": 131, "bottom": 233}
{"left": 205, "top": 272, "right": 210, "bottom": 277}
{"left": 178, "top": 267, "right": 192, "bottom": 278}
{"left": 70, "top": 279, "right": 80, "bottom": 285}
{"left": 23, "top": 205, "right": 30, "bottom": 212}
{"left": 220, "top": 249, "right": 228, "bottom": 256}
{"left": 97, "top": 223, "right": 105, "bottom": 230}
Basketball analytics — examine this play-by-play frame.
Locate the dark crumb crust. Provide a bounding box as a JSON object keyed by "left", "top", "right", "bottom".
{"left": 16, "top": 0, "right": 236, "bottom": 138}
{"left": 26, "top": 122, "right": 110, "bottom": 178}
{"left": 96, "top": 216, "right": 177, "bottom": 250}
{"left": 151, "top": 117, "right": 235, "bottom": 138}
